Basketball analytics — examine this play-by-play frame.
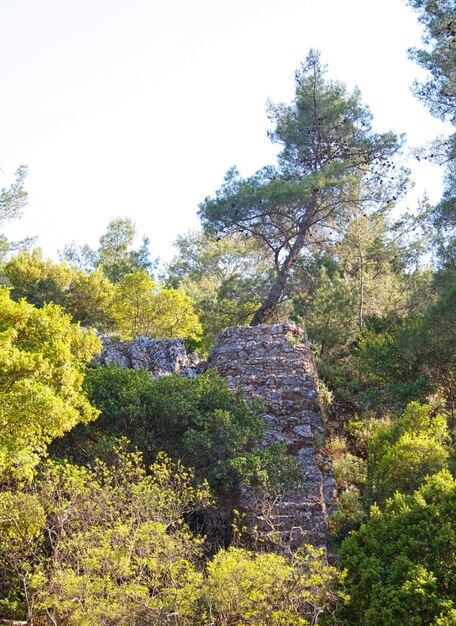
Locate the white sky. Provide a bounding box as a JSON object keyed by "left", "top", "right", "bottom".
{"left": 0, "top": 0, "right": 451, "bottom": 265}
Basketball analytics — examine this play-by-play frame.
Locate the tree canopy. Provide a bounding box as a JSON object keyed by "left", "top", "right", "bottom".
{"left": 61, "top": 217, "right": 155, "bottom": 282}
{"left": 0, "top": 165, "right": 34, "bottom": 261}
{"left": 4, "top": 250, "right": 116, "bottom": 331}
{"left": 408, "top": 0, "right": 456, "bottom": 266}
{"left": 199, "top": 50, "right": 407, "bottom": 324}
{"left": 409, "top": 0, "right": 456, "bottom": 123}
{"left": 0, "top": 287, "right": 100, "bottom": 479}
{"left": 110, "top": 270, "right": 202, "bottom": 341}
{"left": 165, "top": 230, "right": 271, "bottom": 350}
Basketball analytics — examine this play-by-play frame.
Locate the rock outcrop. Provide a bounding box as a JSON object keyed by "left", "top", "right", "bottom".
{"left": 97, "top": 336, "right": 203, "bottom": 377}
{"left": 209, "top": 322, "right": 337, "bottom": 549}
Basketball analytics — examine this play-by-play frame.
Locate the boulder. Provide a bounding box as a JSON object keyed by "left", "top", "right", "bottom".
{"left": 97, "top": 336, "right": 202, "bottom": 377}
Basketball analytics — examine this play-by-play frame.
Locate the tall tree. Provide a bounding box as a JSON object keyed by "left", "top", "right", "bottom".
{"left": 61, "top": 217, "right": 155, "bottom": 282}
{"left": 199, "top": 50, "right": 407, "bottom": 325}
{"left": 408, "top": 0, "right": 456, "bottom": 122}
{"left": 110, "top": 271, "right": 202, "bottom": 341}
{"left": 0, "top": 287, "right": 100, "bottom": 479}
{"left": 97, "top": 217, "right": 153, "bottom": 282}
{"left": 165, "top": 230, "right": 271, "bottom": 350}
{"left": 302, "top": 209, "right": 411, "bottom": 344}
{"left": 0, "top": 165, "right": 34, "bottom": 260}
{"left": 408, "top": 0, "right": 456, "bottom": 265}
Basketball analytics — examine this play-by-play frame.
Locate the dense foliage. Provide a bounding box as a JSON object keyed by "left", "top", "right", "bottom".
{"left": 1, "top": 7, "right": 456, "bottom": 621}
{"left": 110, "top": 270, "right": 202, "bottom": 341}
{"left": 165, "top": 230, "right": 271, "bottom": 351}
{"left": 0, "top": 287, "right": 100, "bottom": 480}
{"left": 337, "top": 470, "right": 456, "bottom": 625}
{"left": 3, "top": 250, "right": 201, "bottom": 343}
{"left": 199, "top": 50, "right": 407, "bottom": 325}
{"left": 0, "top": 449, "right": 211, "bottom": 624}
{"left": 57, "top": 366, "right": 300, "bottom": 496}
{"left": 408, "top": 0, "right": 456, "bottom": 266}
{"left": 0, "top": 447, "right": 343, "bottom": 626}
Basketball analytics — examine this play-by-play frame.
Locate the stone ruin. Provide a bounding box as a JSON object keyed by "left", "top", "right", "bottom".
{"left": 95, "top": 323, "right": 337, "bottom": 549}
{"left": 209, "top": 322, "right": 337, "bottom": 548}
{"left": 97, "top": 336, "right": 204, "bottom": 377}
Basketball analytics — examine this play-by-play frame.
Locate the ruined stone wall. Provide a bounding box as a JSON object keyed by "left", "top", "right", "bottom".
{"left": 96, "top": 336, "right": 202, "bottom": 377}
{"left": 209, "top": 322, "right": 337, "bottom": 548}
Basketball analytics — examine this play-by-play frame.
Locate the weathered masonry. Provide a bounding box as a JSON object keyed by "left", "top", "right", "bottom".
{"left": 209, "top": 322, "right": 337, "bottom": 548}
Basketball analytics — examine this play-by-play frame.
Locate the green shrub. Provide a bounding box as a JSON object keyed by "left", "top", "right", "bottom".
{"left": 367, "top": 402, "right": 450, "bottom": 505}
{"left": 55, "top": 366, "right": 299, "bottom": 495}
{"left": 337, "top": 470, "right": 456, "bottom": 625}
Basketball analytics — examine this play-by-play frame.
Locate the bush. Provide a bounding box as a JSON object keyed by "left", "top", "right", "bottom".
{"left": 367, "top": 402, "right": 450, "bottom": 505}
{"left": 205, "top": 545, "right": 345, "bottom": 625}
{"left": 55, "top": 367, "right": 299, "bottom": 496}
{"left": 0, "top": 286, "right": 100, "bottom": 479}
{"left": 337, "top": 470, "right": 456, "bottom": 625}
{"left": 0, "top": 447, "right": 211, "bottom": 625}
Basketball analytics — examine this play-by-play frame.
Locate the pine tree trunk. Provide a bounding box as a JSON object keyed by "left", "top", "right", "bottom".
{"left": 250, "top": 221, "right": 310, "bottom": 326}
{"left": 250, "top": 276, "right": 288, "bottom": 325}
{"left": 357, "top": 237, "right": 365, "bottom": 330}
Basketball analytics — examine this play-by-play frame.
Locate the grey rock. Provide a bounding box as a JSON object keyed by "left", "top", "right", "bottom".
{"left": 97, "top": 337, "right": 201, "bottom": 378}
{"left": 293, "top": 424, "right": 312, "bottom": 438}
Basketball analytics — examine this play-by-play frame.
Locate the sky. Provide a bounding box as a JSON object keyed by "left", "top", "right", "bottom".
{"left": 0, "top": 0, "right": 451, "bottom": 266}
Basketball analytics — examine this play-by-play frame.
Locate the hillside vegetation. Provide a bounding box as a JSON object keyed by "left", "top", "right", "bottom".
{"left": 0, "top": 2, "right": 455, "bottom": 623}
